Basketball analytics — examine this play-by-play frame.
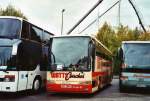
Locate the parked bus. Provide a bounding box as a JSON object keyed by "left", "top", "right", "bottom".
{"left": 118, "top": 41, "right": 150, "bottom": 92}
{"left": 47, "top": 35, "right": 113, "bottom": 93}
{"left": 0, "top": 16, "right": 53, "bottom": 92}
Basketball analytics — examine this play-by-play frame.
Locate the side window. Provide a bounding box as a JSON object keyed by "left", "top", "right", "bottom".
{"left": 17, "top": 42, "right": 42, "bottom": 71}
{"left": 21, "top": 21, "right": 30, "bottom": 39}
{"left": 27, "top": 42, "right": 42, "bottom": 71}
{"left": 17, "top": 42, "right": 29, "bottom": 70}
{"left": 34, "top": 27, "right": 43, "bottom": 41}
{"left": 40, "top": 46, "right": 49, "bottom": 71}
{"left": 30, "top": 25, "right": 42, "bottom": 42}
{"left": 43, "top": 31, "right": 51, "bottom": 43}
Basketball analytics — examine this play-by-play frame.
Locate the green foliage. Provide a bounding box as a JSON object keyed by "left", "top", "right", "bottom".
{"left": 95, "top": 22, "right": 150, "bottom": 75}
{"left": 0, "top": 5, "right": 27, "bottom": 20}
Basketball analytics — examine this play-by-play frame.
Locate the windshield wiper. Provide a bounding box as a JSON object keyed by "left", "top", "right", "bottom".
{"left": 67, "top": 63, "right": 84, "bottom": 73}
{"left": 3, "top": 69, "right": 9, "bottom": 73}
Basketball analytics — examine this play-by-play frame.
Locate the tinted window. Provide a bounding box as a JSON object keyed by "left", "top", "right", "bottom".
{"left": 40, "top": 46, "right": 49, "bottom": 71}
{"left": 0, "top": 18, "right": 21, "bottom": 38}
{"left": 33, "top": 27, "right": 43, "bottom": 41}
{"left": 43, "top": 31, "right": 51, "bottom": 43}
{"left": 21, "top": 21, "right": 30, "bottom": 39}
{"left": 123, "top": 43, "right": 150, "bottom": 67}
{"left": 16, "top": 43, "right": 27, "bottom": 70}
{"left": 30, "top": 25, "right": 41, "bottom": 42}
{"left": 0, "top": 46, "right": 16, "bottom": 70}
{"left": 17, "top": 42, "right": 42, "bottom": 71}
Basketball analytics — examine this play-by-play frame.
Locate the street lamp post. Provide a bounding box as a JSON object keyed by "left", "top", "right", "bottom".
{"left": 61, "top": 9, "right": 65, "bottom": 35}
{"left": 118, "top": 0, "right": 121, "bottom": 26}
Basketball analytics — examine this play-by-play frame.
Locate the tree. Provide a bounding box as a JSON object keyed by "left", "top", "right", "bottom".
{"left": 96, "top": 22, "right": 119, "bottom": 54}
{"left": 0, "top": 5, "right": 27, "bottom": 20}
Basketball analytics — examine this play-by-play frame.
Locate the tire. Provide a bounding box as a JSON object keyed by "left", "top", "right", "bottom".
{"left": 98, "top": 77, "right": 102, "bottom": 90}
{"left": 119, "top": 85, "right": 123, "bottom": 92}
{"left": 119, "top": 80, "right": 124, "bottom": 92}
{"left": 32, "top": 77, "right": 41, "bottom": 93}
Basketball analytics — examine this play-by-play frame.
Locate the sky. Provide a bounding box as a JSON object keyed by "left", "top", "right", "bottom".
{"left": 0, "top": 0, "right": 150, "bottom": 35}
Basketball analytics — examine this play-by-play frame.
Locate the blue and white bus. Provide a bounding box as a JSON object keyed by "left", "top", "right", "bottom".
{"left": 0, "top": 16, "right": 53, "bottom": 92}
{"left": 118, "top": 41, "right": 150, "bottom": 92}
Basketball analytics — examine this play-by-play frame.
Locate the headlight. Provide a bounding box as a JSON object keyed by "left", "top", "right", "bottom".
{"left": 47, "top": 80, "right": 56, "bottom": 84}
{"left": 79, "top": 81, "right": 91, "bottom": 84}
{"left": 120, "top": 76, "right": 128, "bottom": 80}
{"left": 4, "top": 75, "right": 15, "bottom": 82}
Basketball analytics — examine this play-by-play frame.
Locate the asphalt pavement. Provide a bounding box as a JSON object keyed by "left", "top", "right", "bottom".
{"left": 0, "top": 78, "right": 150, "bottom": 101}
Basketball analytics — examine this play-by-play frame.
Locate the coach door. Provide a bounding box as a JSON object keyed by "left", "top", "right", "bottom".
{"left": 16, "top": 42, "right": 30, "bottom": 91}
{"left": 17, "top": 71, "right": 28, "bottom": 91}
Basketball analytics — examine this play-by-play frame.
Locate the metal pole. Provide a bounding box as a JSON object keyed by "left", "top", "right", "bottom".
{"left": 61, "top": 9, "right": 65, "bottom": 35}
{"left": 78, "top": 0, "right": 120, "bottom": 34}
{"left": 66, "top": 0, "right": 103, "bottom": 35}
{"left": 128, "top": 0, "right": 147, "bottom": 33}
{"left": 118, "top": 0, "right": 121, "bottom": 26}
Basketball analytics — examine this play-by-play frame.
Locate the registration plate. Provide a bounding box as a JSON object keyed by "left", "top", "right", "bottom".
{"left": 61, "top": 84, "right": 72, "bottom": 88}
{"left": 136, "top": 84, "right": 146, "bottom": 88}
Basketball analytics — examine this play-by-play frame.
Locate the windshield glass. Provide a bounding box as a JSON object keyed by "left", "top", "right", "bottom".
{"left": 0, "top": 18, "right": 21, "bottom": 38}
{"left": 0, "top": 46, "right": 16, "bottom": 70}
{"left": 50, "top": 37, "right": 90, "bottom": 71}
{"left": 123, "top": 43, "right": 150, "bottom": 68}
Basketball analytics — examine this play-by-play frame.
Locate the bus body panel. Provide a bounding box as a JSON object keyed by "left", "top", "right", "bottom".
{"left": 0, "top": 71, "right": 18, "bottom": 92}
{"left": 93, "top": 56, "right": 112, "bottom": 89}
{"left": 121, "top": 72, "right": 150, "bottom": 88}
{"left": 47, "top": 68, "right": 112, "bottom": 93}
{"left": 0, "top": 69, "right": 46, "bottom": 92}
{"left": 27, "top": 65, "right": 46, "bottom": 89}
{"left": 18, "top": 71, "right": 28, "bottom": 91}
{"left": 47, "top": 71, "right": 92, "bottom": 93}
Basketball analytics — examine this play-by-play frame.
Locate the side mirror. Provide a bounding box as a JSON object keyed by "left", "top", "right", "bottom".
{"left": 88, "top": 40, "right": 95, "bottom": 70}
{"left": 117, "top": 47, "right": 123, "bottom": 61}
{"left": 88, "top": 40, "right": 95, "bottom": 56}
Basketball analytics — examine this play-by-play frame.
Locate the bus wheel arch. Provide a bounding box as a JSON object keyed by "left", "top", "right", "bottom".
{"left": 32, "top": 75, "right": 42, "bottom": 93}
{"left": 98, "top": 77, "right": 102, "bottom": 89}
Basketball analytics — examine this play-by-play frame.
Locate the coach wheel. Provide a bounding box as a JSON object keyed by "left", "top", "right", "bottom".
{"left": 119, "top": 80, "right": 124, "bottom": 92}
{"left": 32, "top": 78, "right": 41, "bottom": 93}
{"left": 119, "top": 85, "right": 124, "bottom": 92}
{"left": 98, "top": 77, "right": 101, "bottom": 90}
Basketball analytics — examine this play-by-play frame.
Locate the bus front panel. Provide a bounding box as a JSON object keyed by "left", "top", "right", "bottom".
{"left": 47, "top": 71, "right": 92, "bottom": 93}
{"left": 119, "top": 42, "right": 150, "bottom": 91}
{"left": 0, "top": 71, "right": 19, "bottom": 92}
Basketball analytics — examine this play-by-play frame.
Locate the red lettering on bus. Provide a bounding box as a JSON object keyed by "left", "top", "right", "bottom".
{"left": 50, "top": 72, "right": 84, "bottom": 81}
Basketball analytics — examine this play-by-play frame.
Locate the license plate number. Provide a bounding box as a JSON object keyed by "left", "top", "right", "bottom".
{"left": 136, "top": 84, "right": 146, "bottom": 87}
